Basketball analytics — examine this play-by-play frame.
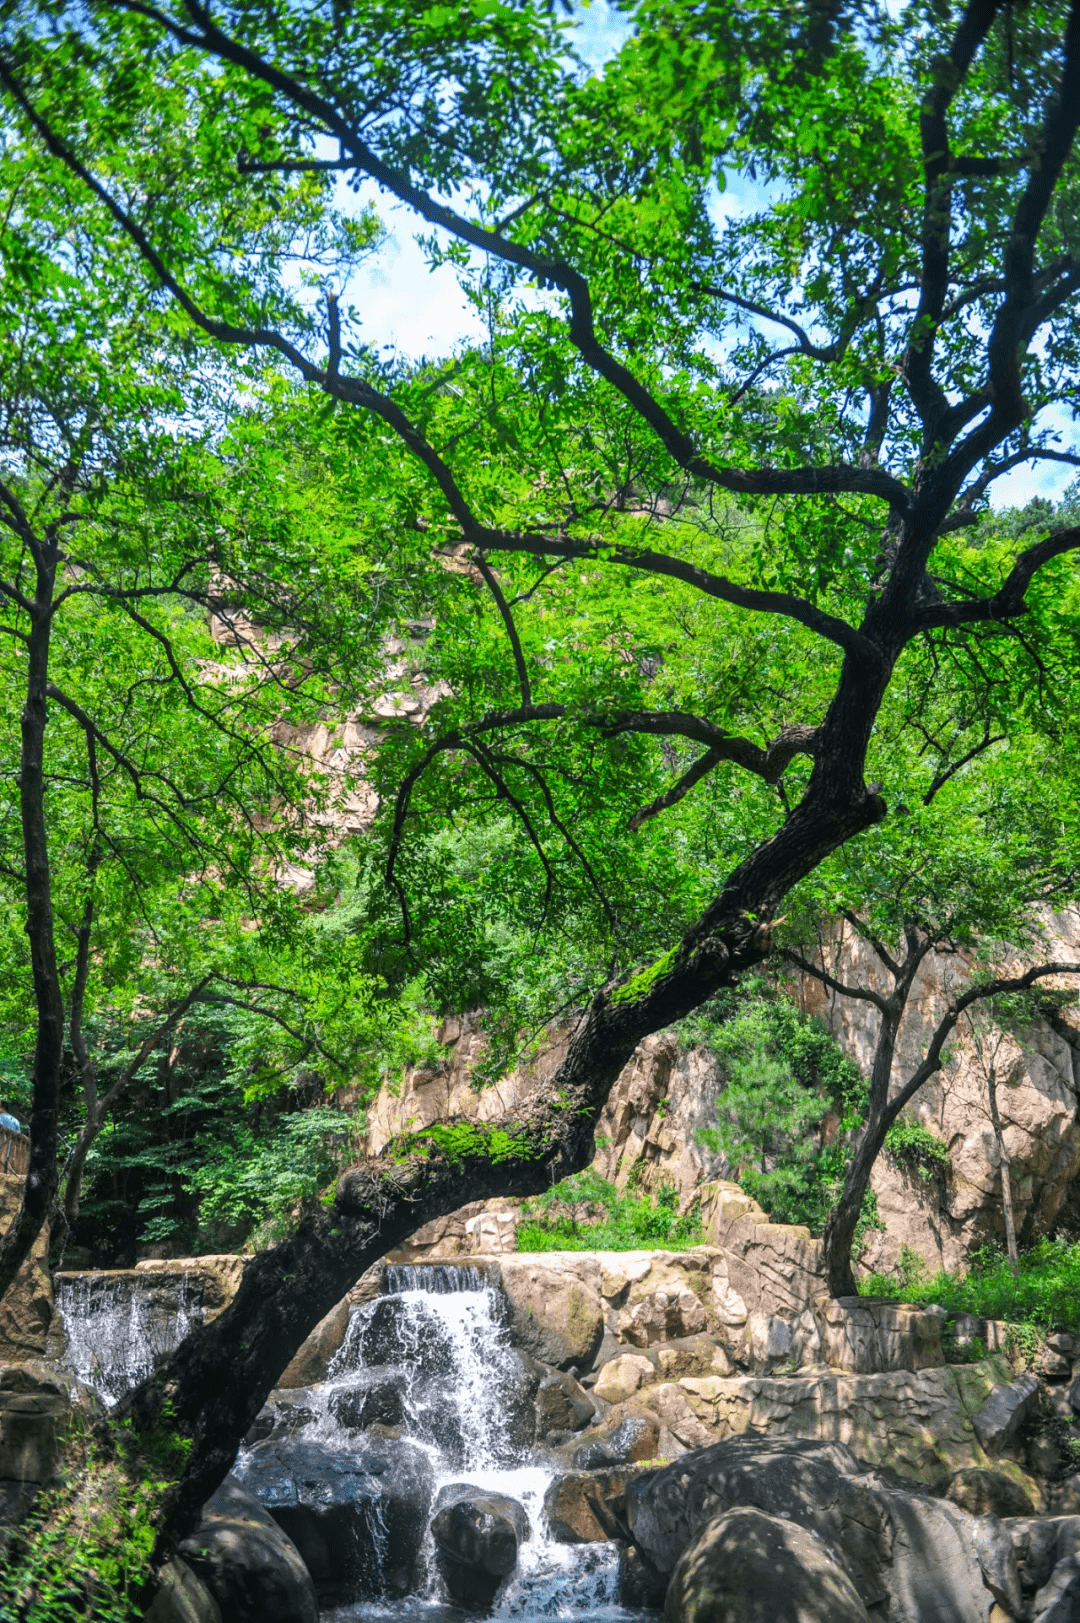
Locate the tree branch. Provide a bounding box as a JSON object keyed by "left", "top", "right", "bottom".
{"left": 916, "top": 525, "right": 1080, "bottom": 628}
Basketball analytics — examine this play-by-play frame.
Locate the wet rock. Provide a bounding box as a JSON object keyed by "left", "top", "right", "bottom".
{"left": 328, "top": 1370, "right": 409, "bottom": 1433}
{"left": 568, "top": 1412, "right": 659, "bottom": 1470}
{"left": 940, "top": 1467, "right": 1036, "bottom": 1518}
{"left": 544, "top": 1467, "right": 642, "bottom": 1543}
{"left": 973, "top": 1374, "right": 1039, "bottom": 1455}
{"left": 431, "top": 1484, "right": 528, "bottom": 1610}
{"left": 535, "top": 1368, "right": 596, "bottom": 1438}
{"left": 663, "top": 1505, "right": 871, "bottom": 1622}
{"left": 237, "top": 1435, "right": 433, "bottom": 1601}
{"left": 350, "top": 1296, "right": 457, "bottom": 1379}
{"left": 618, "top": 1543, "right": 668, "bottom": 1610}
{"left": 179, "top": 1474, "right": 317, "bottom": 1623}
{"left": 243, "top": 1389, "right": 319, "bottom": 1446}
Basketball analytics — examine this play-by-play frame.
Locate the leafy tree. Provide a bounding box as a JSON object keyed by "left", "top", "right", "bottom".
{"left": 1, "top": 0, "right": 1080, "bottom": 1559}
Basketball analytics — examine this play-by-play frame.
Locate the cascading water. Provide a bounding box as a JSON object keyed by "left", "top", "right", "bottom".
{"left": 241, "top": 1264, "right": 647, "bottom": 1621}
{"left": 53, "top": 1271, "right": 203, "bottom": 1407}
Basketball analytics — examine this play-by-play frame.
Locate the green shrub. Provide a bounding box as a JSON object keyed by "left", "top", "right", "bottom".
{"left": 883, "top": 1119, "right": 950, "bottom": 1181}
{"left": 860, "top": 1237, "right": 1080, "bottom": 1335}
{"left": 516, "top": 1169, "right": 702, "bottom": 1252}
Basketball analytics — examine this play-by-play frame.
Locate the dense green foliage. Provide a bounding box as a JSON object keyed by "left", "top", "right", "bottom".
{"left": 862, "top": 1238, "right": 1080, "bottom": 1336}
{"left": 517, "top": 1169, "right": 702, "bottom": 1252}
{"left": 687, "top": 985, "right": 880, "bottom": 1240}
{"left": 883, "top": 1120, "right": 951, "bottom": 1182}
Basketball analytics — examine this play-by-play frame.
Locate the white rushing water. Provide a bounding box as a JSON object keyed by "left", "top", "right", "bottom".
{"left": 53, "top": 1271, "right": 202, "bottom": 1408}
{"left": 291, "top": 1265, "right": 643, "bottom": 1620}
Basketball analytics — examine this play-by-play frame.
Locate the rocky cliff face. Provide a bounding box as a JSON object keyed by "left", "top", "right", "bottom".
{"left": 356, "top": 915, "right": 1080, "bottom": 1276}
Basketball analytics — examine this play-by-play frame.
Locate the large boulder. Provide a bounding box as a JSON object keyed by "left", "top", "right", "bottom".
{"left": 237, "top": 1435, "right": 433, "bottom": 1600}
{"left": 566, "top": 1410, "right": 659, "bottom": 1470}
{"left": 940, "top": 1467, "right": 1036, "bottom": 1519}
{"left": 628, "top": 1436, "right": 996, "bottom": 1622}
{"left": 972, "top": 1374, "right": 1039, "bottom": 1455}
{"left": 495, "top": 1258, "right": 605, "bottom": 1370}
{"left": 430, "top": 1483, "right": 528, "bottom": 1610}
{"left": 178, "top": 1474, "right": 317, "bottom": 1623}
{"left": 142, "top": 1558, "right": 223, "bottom": 1623}
{"left": 544, "top": 1467, "right": 643, "bottom": 1543}
{"left": 535, "top": 1368, "right": 596, "bottom": 1438}
{"left": 663, "top": 1505, "right": 871, "bottom": 1623}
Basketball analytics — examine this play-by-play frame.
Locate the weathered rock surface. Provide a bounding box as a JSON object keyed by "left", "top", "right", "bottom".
{"left": 276, "top": 1299, "right": 350, "bottom": 1389}
{"left": 663, "top": 1504, "right": 871, "bottom": 1623}
{"left": 941, "top": 1467, "right": 1036, "bottom": 1518}
{"left": 178, "top": 1474, "right": 317, "bottom": 1623}
{"left": 629, "top": 1435, "right": 999, "bottom": 1622}
{"left": 142, "top": 1557, "right": 223, "bottom": 1623}
{"left": 0, "top": 1172, "right": 53, "bottom": 1359}
{"left": 496, "top": 1256, "right": 605, "bottom": 1370}
{"left": 535, "top": 1368, "right": 596, "bottom": 1436}
{"left": 543, "top": 1466, "right": 644, "bottom": 1543}
{"left": 430, "top": 1484, "right": 528, "bottom": 1609}
{"left": 237, "top": 1435, "right": 434, "bottom": 1600}
{"left": 973, "top": 1373, "right": 1040, "bottom": 1454}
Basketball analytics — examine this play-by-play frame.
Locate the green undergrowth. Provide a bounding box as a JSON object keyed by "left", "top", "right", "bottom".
{"left": 516, "top": 1169, "right": 703, "bottom": 1251}
{"left": 860, "top": 1237, "right": 1080, "bottom": 1336}
{"left": 0, "top": 1410, "right": 188, "bottom": 1623}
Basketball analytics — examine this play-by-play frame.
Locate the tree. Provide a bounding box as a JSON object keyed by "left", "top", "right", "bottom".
{"left": 2, "top": 0, "right": 1080, "bottom": 1554}
{"left": 784, "top": 743, "right": 1080, "bottom": 1290}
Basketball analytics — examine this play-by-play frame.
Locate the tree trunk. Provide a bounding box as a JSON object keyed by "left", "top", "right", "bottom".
{"left": 821, "top": 1106, "right": 891, "bottom": 1296}
{"left": 0, "top": 549, "right": 64, "bottom": 1301}
{"left": 986, "top": 1064, "right": 1019, "bottom": 1275}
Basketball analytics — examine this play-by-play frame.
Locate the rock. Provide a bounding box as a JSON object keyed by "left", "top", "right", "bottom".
{"left": 350, "top": 1295, "right": 457, "bottom": 1378}
{"left": 1034, "top": 1555, "right": 1080, "bottom": 1621}
{"left": 593, "top": 1355, "right": 655, "bottom": 1406}
{"left": 628, "top": 1435, "right": 994, "bottom": 1622}
{"left": 1049, "top": 1334, "right": 1079, "bottom": 1359}
{"left": 1069, "top": 1374, "right": 1080, "bottom": 1414}
{"left": 431, "top": 1484, "right": 528, "bottom": 1609}
{"left": 1003, "top": 1517, "right": 1062, "bottom": 1593}
{"left": 619, "top": 1543, "right": 668, "bottom": 1610}
{"left": 1051, "top": 1477, "right": 1080, "bottom": 1516}
{"left": 1031, "top": 1432, "right": 1068, "bottom": 1476}
{"left": 0, "top": 1174, "right": 53, "bottom": 1359}
{"left": 243, "top": 1388, "right": 320, "bottom": 1446}
{"left": 617, "top": 1288, "right": 707, "bottom": 1348}
{"left": 973, "top": 1374, "right": 1039, "bottom": 1454}
{"left": 328, "top": 1370, "right": 408, "bottom": 1433}
{"left": 497, "top": 1258, "right": 605, "bottom": 1370}
{"left": 816, "top": 1297, "right": 944, "bottom": 1373}
{"left": 941, "top": 1468, "right": 1036, "bottom": 1518}
{"left": 568, "top": 1412, "right": 659, "bottom": 1470}
{"left": 544, "top": 1467, "right": 643, "bottom": 1543}
{"left": 535, "top": 1369, "right": 596, "bottom": 1437}
{"left": 656, "top": 1337, "right": 732, "bottom": 1382}
{"left": 1041, "top": 1347, "right": 1074, "bottom": 1381}
{"left": 237, "top": 1435, "right": 434, "bottom": 1600}
{"left": 662, "top": 1504, "right": 871, "bottom": 1623}
{"left": 178, "top": 1474, "right": 317, "bottom": 1623}
{"left": 971, "top": 1513, "right": 1023, "bottom": 1617}
{"left": 464, "top": 1210, "right": 518, "bottom": 1253}
{"left": 0, "top": 1364, "right": 89, "bottom": 1484}
{"left": 142, "top": 1558, "right": 223, "bottom": 1623}
{"left": 276, "top": 1299, "right": 350, "bottom": 1389}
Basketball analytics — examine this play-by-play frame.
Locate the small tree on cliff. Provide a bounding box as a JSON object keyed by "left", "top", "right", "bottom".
{"left": 1, "top": 0, "right": 1080, "bottom": 1556}
{"left": 784, "top": 747, "right": 1080, "bottom": 1290}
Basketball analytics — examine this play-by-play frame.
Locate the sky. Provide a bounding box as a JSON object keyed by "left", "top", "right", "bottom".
{"left": 341, "top": 0, "right": 1076, "bottom": 514}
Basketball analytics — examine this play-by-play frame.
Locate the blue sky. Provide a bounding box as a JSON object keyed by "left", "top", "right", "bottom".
{"left": 342, "top": 0, "right": 1076, "bottom": 513}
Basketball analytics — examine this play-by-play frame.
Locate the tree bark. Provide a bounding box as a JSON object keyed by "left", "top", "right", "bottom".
{"left": 0, "top": 542, "right": 64, "bottom": 1302}
{"left": 986, "top": 1063, "right": 1019, "bottom": 1274}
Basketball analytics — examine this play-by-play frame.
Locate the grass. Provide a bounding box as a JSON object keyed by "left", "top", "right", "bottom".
{"left": 516, "top": 1168, "right": 703, "bottom": 1252}
{"left": 860, "top": 1237, "right": 1080, "bottom": 1334}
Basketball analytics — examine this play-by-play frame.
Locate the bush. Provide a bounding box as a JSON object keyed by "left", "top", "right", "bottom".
{"left": 860, "top": 1237, "right": 1080, "bottom": 1334}
{"left": 516, "top": 1169, "right": 702, "bottom": 1252}
{"left": 883, "top": 1119, "right": 950, "bottom": 1181}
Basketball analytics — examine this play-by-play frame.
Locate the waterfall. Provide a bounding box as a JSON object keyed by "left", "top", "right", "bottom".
{"left": 53, "top": 1270, "right": 203, "bottom": 1408}
{"left": 253, "top": 1265, "right": 638, "bottom": 1621}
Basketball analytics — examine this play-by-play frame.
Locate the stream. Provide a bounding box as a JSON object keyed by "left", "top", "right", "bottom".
{"left": 55, "top": 1263, "right": 653, "bottom": 1620}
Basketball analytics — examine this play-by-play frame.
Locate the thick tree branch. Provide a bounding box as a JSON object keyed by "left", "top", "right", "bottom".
{"left": 916, "top": 525, "right": 1080, "bottom": 628}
